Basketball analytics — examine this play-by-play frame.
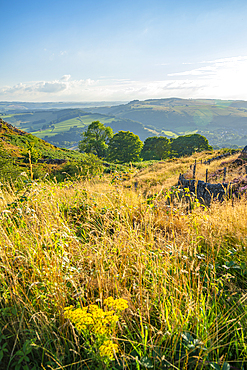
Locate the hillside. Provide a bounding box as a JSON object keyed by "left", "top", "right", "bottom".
{"left": 0, "top": 118, "right": 102, "bottom": 182}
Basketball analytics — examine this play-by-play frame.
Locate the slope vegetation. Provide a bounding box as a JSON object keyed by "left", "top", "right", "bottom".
{"left": 0, "top": 149, "right": 246, "bottom": 369}
{"left": 0, "top": 118, "right": 102, "bottom": 182}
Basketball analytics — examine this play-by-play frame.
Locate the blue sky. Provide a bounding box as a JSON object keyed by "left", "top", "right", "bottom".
{"left": 1, "top": 0, "right": 247, "bottom": 101}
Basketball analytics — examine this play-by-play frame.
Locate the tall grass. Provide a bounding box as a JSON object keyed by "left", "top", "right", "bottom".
{"left": 0, "top": 173, "right": 246, "bottom": 369}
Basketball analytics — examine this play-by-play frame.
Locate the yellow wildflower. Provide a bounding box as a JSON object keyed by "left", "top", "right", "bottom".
{"left": 64, "top": 297, "right": 128, "bottom": 361}
{"left": 104, "top": 297, "right": 128, "bottom": 311}
{"left": 99, "top": 340, "right": 118, "bottom": 360}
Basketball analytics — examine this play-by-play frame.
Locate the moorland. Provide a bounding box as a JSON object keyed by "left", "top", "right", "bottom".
{"left": 0, "top": 116, "right": 247, "bottom": 369}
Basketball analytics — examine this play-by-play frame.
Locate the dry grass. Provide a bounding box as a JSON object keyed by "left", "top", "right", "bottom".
{"left": 125, "top": 151, "right": 243, "bottom": 198}
{"left": 0, "top": 164, "right": 246, "bottom": 369}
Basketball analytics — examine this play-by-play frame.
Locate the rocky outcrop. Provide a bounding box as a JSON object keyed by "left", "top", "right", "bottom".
{"left": 38, "top": 158, "right": 66, "bottom": 164}
{"left": 0, "top": 119, "right": 27, "bottom": 136}
{"left": 239, "top": 145, "right": 247, "bottom": 159}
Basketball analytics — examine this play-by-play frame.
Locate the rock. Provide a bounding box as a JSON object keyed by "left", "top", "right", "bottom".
{"left": 178, "top": 176, "right": 229, "bottom": 205}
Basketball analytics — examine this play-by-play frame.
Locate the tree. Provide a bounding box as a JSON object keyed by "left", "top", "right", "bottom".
{"left": 170, "top": 134, "right": 212, "bottom": 157}
{"left": 108, "top": 131, "right": 143, "bottom": 163}
{"left": 141, "top": 136, "right": 171, "bottom": 160}
{"left": 79, "top": 121, "right": 113, "bottom": 158}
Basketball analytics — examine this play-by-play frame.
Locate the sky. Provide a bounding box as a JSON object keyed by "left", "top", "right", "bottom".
{"left": 1, "top": 0, "right": 247, "bottom": 102}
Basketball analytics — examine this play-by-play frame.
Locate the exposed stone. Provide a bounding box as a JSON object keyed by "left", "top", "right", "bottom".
{"left": 178, "top": 174, "right": 229, "bottom": 205}
{"left": 38, "top": 158, "right": 66, "bottom": 164}
{"left": 0, "top": 120, "right": 26, "bottom": 136}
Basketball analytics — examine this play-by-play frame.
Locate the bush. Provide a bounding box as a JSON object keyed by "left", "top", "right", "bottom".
{"left": 56, "top": 153, "right": 103, "bottom": 180}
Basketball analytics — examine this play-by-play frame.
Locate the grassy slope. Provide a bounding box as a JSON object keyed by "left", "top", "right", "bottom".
{"left": 0, "top": 118, "right": 85, "bottom": 159}
{"left": 0, "top": 119, "right": 103, "bottom": 182}
{"left": 0, "top": 150, "right": 246, "bottom": 369}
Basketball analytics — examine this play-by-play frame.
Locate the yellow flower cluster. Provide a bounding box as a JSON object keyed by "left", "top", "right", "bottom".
{"left": 99, "top": 340, "right": 119, "bottom": 360}
{"left": 64, "top": 304, "right": 118, "bottom": 335}
{"left": 64, "top": 297, "right": 128, "bottom": 360}
{"left": 104, "top": 297, "right": 129, "bottom": 312}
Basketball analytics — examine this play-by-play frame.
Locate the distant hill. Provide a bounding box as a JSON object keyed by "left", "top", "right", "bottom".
{"left": 84, "top": 98, "right": 247, "bottom": 148}
{"left": 1, "top": 98, "right": 247, "bottom": 148}
{"left": 0, "top": 100, "right": 126, "bottom": 112}
{"left": 0, "top": 108, "right": 152, "bottom": 148}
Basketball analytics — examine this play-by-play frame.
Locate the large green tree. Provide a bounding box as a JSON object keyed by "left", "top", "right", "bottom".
{"left": 141, "top": 136, "right": 171, "bottom": 160}
{"left": 79, "top": 121, "right": 113, "bottom": 158}
{"left": 170, "top": 134, "right": 212, "bottom": 157}
{"left": 108, "top": 131, "right": 143, "bottom": 163}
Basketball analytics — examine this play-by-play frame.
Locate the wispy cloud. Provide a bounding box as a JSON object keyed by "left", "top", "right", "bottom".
{"left": 169, "top": 56, "right": 247, "bottom": 78}
{"left": 168, "top": 66, "right": 216, "bottom": 77}
{"left": 1, "top": 56, "right": 247, "bottom": 101}
{"left": 60, "top": 75, "right": 71, "bottom": 81}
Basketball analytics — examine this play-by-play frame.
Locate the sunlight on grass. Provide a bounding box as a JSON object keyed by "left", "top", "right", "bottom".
{"left": 0, "top": 166, "right": 246, "bottom": 369}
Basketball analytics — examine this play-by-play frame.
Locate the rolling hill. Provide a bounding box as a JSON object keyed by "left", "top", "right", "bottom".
{"left": 84, "top": 98, "right": 247, "bottom": 147}
{"left": 1, "top": 98, "right": 247, "bottom": 148}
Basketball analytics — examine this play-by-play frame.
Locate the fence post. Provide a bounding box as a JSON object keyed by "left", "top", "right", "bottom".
{"left": 193, "top": 160, "right": 196, "bottom": 179}
{"left": 223, "top": 167, "right": 226, "bottom": 182}
{"left": 206, "top": 169, "right": 208, "bottom": 183}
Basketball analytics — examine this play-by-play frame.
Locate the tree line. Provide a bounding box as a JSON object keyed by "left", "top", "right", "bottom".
{"left": 79, "top": 121, "right": 212, "bottom": 163}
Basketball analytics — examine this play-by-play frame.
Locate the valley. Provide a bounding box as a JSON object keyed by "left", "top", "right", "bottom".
{"left": 1, "top": 98, "right": 247, "bottom": 149}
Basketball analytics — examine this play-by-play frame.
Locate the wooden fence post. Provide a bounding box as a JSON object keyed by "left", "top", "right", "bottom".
{"left": 223, "top": 167, "right": 226, "bottom": 182}
{"left": 193, "top": 160, "right": 196, "bottom": 179}
{"left": 206, "top": 169, "right": 208, "bottom": 183}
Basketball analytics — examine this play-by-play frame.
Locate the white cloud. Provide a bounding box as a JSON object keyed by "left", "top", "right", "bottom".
{"left": 36, "top": 82, "right": 67, "bottom": 93}
{"left": 1, "top": 79, "right": 69, "bottom": 95}
{"left": 1, "top": 56, "right": 247, "bottom": 101}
